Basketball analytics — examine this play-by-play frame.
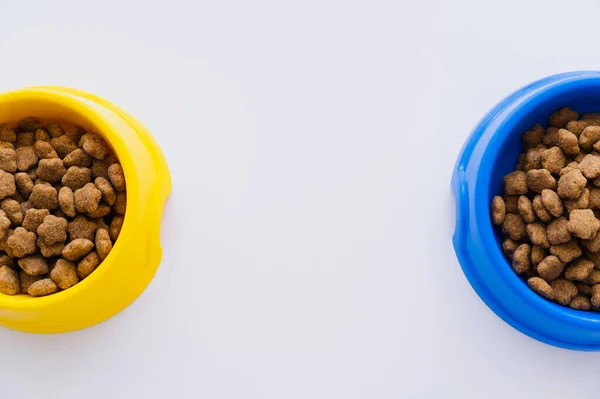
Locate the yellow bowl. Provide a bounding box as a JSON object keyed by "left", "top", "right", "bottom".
{"left": 0, "top": 86, "right": 171, "bottom": 333}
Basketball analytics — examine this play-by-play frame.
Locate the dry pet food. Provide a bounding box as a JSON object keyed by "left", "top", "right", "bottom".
{"left": 0, "top": 118, "right": 126, "bottom": 297}
{"left": 491, "top": 107, "right": 600, "bottom": 311}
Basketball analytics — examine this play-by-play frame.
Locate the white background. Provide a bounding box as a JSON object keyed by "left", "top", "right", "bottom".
{"left": 0, "top": 0, "right": 598, "bottom": 398}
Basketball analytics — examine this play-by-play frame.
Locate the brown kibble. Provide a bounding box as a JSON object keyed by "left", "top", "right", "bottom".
{"left": 543, "top": 128, "right": 560, "bottom": 147}
{"left": 90, "top": 154, "right": 117, "bottom": 179}
{"left": 550, "top": 107, "right": 578, "bottom": 128}
{"left": 503, "top": 213, "right": 527, "bottom": 241}
{"left": 34, "top": 141, "right": 58, "bottom": 159}
{"left": 63, "top": 148, "right": 93, "bottom": 168}
{"left": 95, "top": 218, "right": 109, "bottom": 231}
{"left": 531, "top": 245, "right": 547, "bottom": 267}
{"left": 58, "top": 186, "right": 75, "bottom": 217}
{"left": 0, "top": 265, "right": 19, "bottom": 295}
{"left": 567, "top": 120, "right": 590, "bottom": 136}
{"left": 0, "top": 255, "right": 15, "bottom": 270}
{"left": 569, "top": 295, "right": 592, "bottom": 310}
{"left": 34, "top": 129, "right": 50, "bottom": 142}
{"left": 503, "top": 171, "right": 528, "bottom": 195}
{"left": 15, "top": 132, "right": 34, "bottom": 148}
{"left": 526, "top": 222, "right": 550, "bottom": 248}
{"left": 589, "top": 188, "right": 600, "bottom": 210}
{"left": 505, "top": 195, "right": 519, "bottom": 213}
{"left": 62, "top": 238, "right": 94, "bottom": 261}
{"left": 550, "top": 239, "right": 582, "bottom": 263}
{"left": 6, "top": 227, "right": 36, "bottom": 258}
{"left": 114, "top": 192, "right": 126, "bottom": 216}
{"left": 110, "top": 215, "right": 124, "bottom": 242}
{"left": 19, "top": 271, "right": 42, "bottom": 294}
{"left": 15, "top": 146, "right": 37, "bottom": 171}
{"left": 61, "top": 166, "right": 91, "bottom": 190}
{"left": 558, "top": 128, "right": 581, "bottom": 156}
{"left": 27, "top": 278, "right": 58, "bottom": 297}
{"left": 94, "top": 177, "right": 116, "bottom": 206}
{"left": 14, "top": 172, "right": 33, "bottom": 199}
{"left": 50, "top": 259, "right": 78, "bottom": 289}
{"left": 557, "top": 169, "right": 587, "bottom": 199}
{"left": 87, "top": 203, "right": 110, "bottom": 218}
{"left": 35, "top": 158, "right": 66, "bottom": 184}
{"left": 17, "top": 255, "right": 48, "bottom": 276}
{"left": 512, "top": 243, "right": 531, "bottom": 274}
{"left": 1, "top": 199, "right": 22, "bottom": 227}
{"left": 45, "top": 121, "right": 64, "bottom": 138}
{"left": 517, "top": 196, "right": 535, "bottom": 223}
{"left": 67, "top": 215, "right": 97, "bottom": 241}
{"left": 538, "top": 255, "right": 566, "bottom": 281}
{"left": 580, "top": 126, "right": 600, "bottom": 151}
{"left": 0, "top": 170, "right": 16, "bottom": 200}
{"left": 540, "top": 189, "right": 563, "bottom": 217}
{"left": 95, "top": 228, "right": 112, "bottom": 260}
{"left": 502, "top": 238, "right": 520, "bottom": 257}
{"left": 592, "top": 284, "right": 600, "bottom": 308}
{"left": 585, "top": 269, "right": 600, "bottom": 285}
{"left": 37, "top": 215, "right": 67, "bottom": 245}
{"left": 50, "top": 135, "right": 77, "bottom": 159}
{"left": 22, "top": 208, "right": 49, "bottom": 233}
{"left": 0, "top": 147, "right": 17, "bottom": 173}
{"left": 528, "top": 277, "right": 554, "bottom": 300}
{"left": 560, "top": 162, "right": 579, "bottom": 176}
{"left": 74, "top": 183, "right": 101, "bottom": 213}
{"left": 522, "top": 124, "right": 544, "bottom": 149}
{"left": 0, "top": 124, "right": 16, "bottom": 143}
{"left": 0, "top": 211, "right": 10, "bottom": 241}
{"left": 532, "top": 195, "right": 553, "bottom": 223}
{"left": 80, "top": 133, "right": 108, "bottom": 160}
{"left": 523, "top": 147, "right": 544, "bottom": 172}
{"left": 568, "top": 209, "right": 600, "bottom": 239}
{"left": 550, "top": 279, "right": 578, "bottom": 305}
{"left": 578, "top": 154, "right": 600, "bottom": 178}
{"left": 565, "top": 257, "right": 594, "bottom": 281}
{"left": 18, "top": 118, "right": 42, "bottom": 133}
{"left": 576, "top": 282, "right": 593, "bottom": 296}
{"left": 37, "top": 238, "right": 64, "bottom": 257}
{"left": 77, "top": 251, "right": 99, "bottom": 279}
{"left": 107, "top": 164, "right": 124, "bottom": 191}
{"left": 28, "top": 184, "right": 58, "bottom": 210}
{"left": 541, "top": 147, "right": 566, "bottom": 174}
{"left": 527, "top": 169, "right": 556, "bottom": 193}
{"left": 564, "top": 188, "right": 590, "bottom": 212}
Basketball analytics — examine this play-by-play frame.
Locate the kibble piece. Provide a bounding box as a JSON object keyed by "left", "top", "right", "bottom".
{"left": 34, "top": 129, "right": 50, "bottom": 142}
{"left": 560, "top": 162, "right": 580, "bottom": 176}
{"left": 1, "top": 199, "right": 21, "bottom": 227}
{"left": 502, "top": 213, "right": 527, "bottom": 241}
{"left": 568, "top": 209, "right": 600, "bottom": 239}
{"left": 87, "top": 203, "right": 111, "bottom": 218}
{"left": 532, "top": 195, "right": 553, "bottom": 223}
{"left": 33, "top": 141, "right": 58, "bottom": 159}
{"left": 550, "top": 279, "right": 578, "bottom": 305}
{"left": 65, "top": 126, "right": 84, "bottom": 145}
{"left": 502, "top": 238, "right": 520, "bottom": 257}
{"left": 530, "top": 246, "right": 547, "bottom": 267}
{"left": 17, "top": 255, "right": 48, "bottom": 276}
{"left": 27, "top": 278, "right": 58, "bottom": 297}
{"left": 37, "top": 238, "right": 64, "bottom": 257}
{"left": 18, "top": 117, "right": 42, "bottom": 133}
{"left": 505, "top": 195, "right": 519, "bottom": 213}
{"left": 109, "top": 215, "right": 124, "bottom": 242}
{"left": 95, "top": 218, "right": 109, "bottom": 231}
{"left": 115, "top": 192, "right": 125, "bottom": 215}
{"left": 6, "top": 227, "right": 36, "bottom": 258}
{"left": 0, "top": 255, "right": 15, "bottom": 270}
{"left": 512, "top": 243, "right": 531, "bottom": 274}
{"left": 37, "top": 158, "right": 67, "bottom": 184}
{"left": 580, "top": 126, "right": 600, "bottom": 151}
{"left": 592, "top": 284, "right": 600, "bottom": 308}
{"left": 63, "top": 148, "right": 93, "bottom": 168}
{"left": 37, "top": 215, "right": 67, "bottom": 245}
{"left": 585, "top": 270, "right": 600, "bottom": 285}
{"left": 62, "top": 166, "right": 91, "bottom": 190}
{"left": 526, "top": 222, "right": 550, "bottom": 248}
{"left": 550, "top": 239, "right": 582, "bottom": 263}
{"left": 564, "top": 188, "right": 590, "bottom": 212}
{"left": 0, "top": 147, "right": 17, "bottom": 173}
{"left": 576, "top": 282, "right": 593, "bottom": 296}
{"left": 528, "top": 277, "right": 555, "bottom": 300}
{"left": 565, "top": 257, "right": 595, "bottom": 281}
{"left": 61, "top": 238, "right": 94, "bottom": 261}
{"left": 50, "top": 135, "right": 77, "bottom": 158}
{"left": 558, "top": 129, "right": 581, "bottom": 156}
{"left": 538, "top": 255, "right": 566, "bottom": 281}
{"left": 522, "top": 124, "right": 544, "bottom": 149}
{"left": 589, "top": 188, "right": 600, "bottom": 210}
{"left": 516, "top": 196, "right": 535, "bottom": 223}
{"left": 80, "top": 133, "right": 108, "bottom": 160}
{"left": 527, "top": 169, "right": 556, "bottom": 193}
{"left": 523, "top": 148, "right": 544, "bottom": 172}
{"left": 0, "top": 211, "right": 10, "bottom": 241}
{"left": 569, "top": 295, "right": 592, "bottom": 310}
{"left": 541, "top": 147, "right": 566, "bottom": 174}
{"left": 28, "top": 184, "right": 58, "bottom": 210}
{"left": 15, "top": 146, "right": 37, "bottom": 171}
{"left": 45, "top": 121, "right": 64, "bottom": 138}
{"left": 90, "top": 154, "right": 117, "bottom": 179}
{"left": 77, "top": 251, "right": 99, "bottom": 279}
{"left": 15, "top": 132, "right": 34, "bottom": 149}
{"left": 14, "top": 173, "right": 32, "bottom": 200}
{"left": 94, "top": 177, "right": 116, "bottom": 206}
{"left": 540, "top": 189, "right": 563, "bottom": 218}
{"left": 578, "top": 154, "right": 600, "bottom": 179}
{"left": 567, "top": 120, "right": 590, "bottom": 136}
{"left": 503, "top": 171, "right": 528, "bottom": 195}
{"left": 21, "top": 208, "right": 49, "bottom": 233}
{"left": 0, "top": 170, "right": 16, "bottom": 201}
{"left": 0, "top": 124, "right": 16, "bottom": 143}
{"left": 0, "top": 265, "right": 19, "bottom": 295}
{"left": 58, "top": 186, "right": 75, "bottom": 217}
{"left": 67, "top": 215, "right": 97, "bottom": 241}
{"left": 50, "top": 259, "right": 78, "bottom": 289}
{"left": 95, "top": 228, "right": 112, "bottom": 260}
{"left": 550, "top": 107, "right": 578, "bottom": 128}
{"left": 543, "top": 128, "right": 560, "bottom": 147}
{"left": 19, "top": 271, "right": 42, "bottom": 294}
{"left": 557, "top": 169, "right": 587, "bottom": 199}
{"left": 73, "top": 183, "right": 101, "bottom": 213}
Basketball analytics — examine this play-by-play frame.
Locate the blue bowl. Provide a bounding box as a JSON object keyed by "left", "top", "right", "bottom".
{"left": 452, "top": 71, "right": 600, "bottom": 351}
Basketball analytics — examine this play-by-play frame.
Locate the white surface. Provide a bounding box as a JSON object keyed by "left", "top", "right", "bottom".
{"left": 0, "top": 0, "right": 599, "bottom": 398}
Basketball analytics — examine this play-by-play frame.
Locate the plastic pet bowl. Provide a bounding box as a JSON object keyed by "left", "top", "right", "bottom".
{"left": 452, "top": 71, "right": 600, "bottom": 350}
{"left": 0, "top": 86, "right": 171, "bottom": 334}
